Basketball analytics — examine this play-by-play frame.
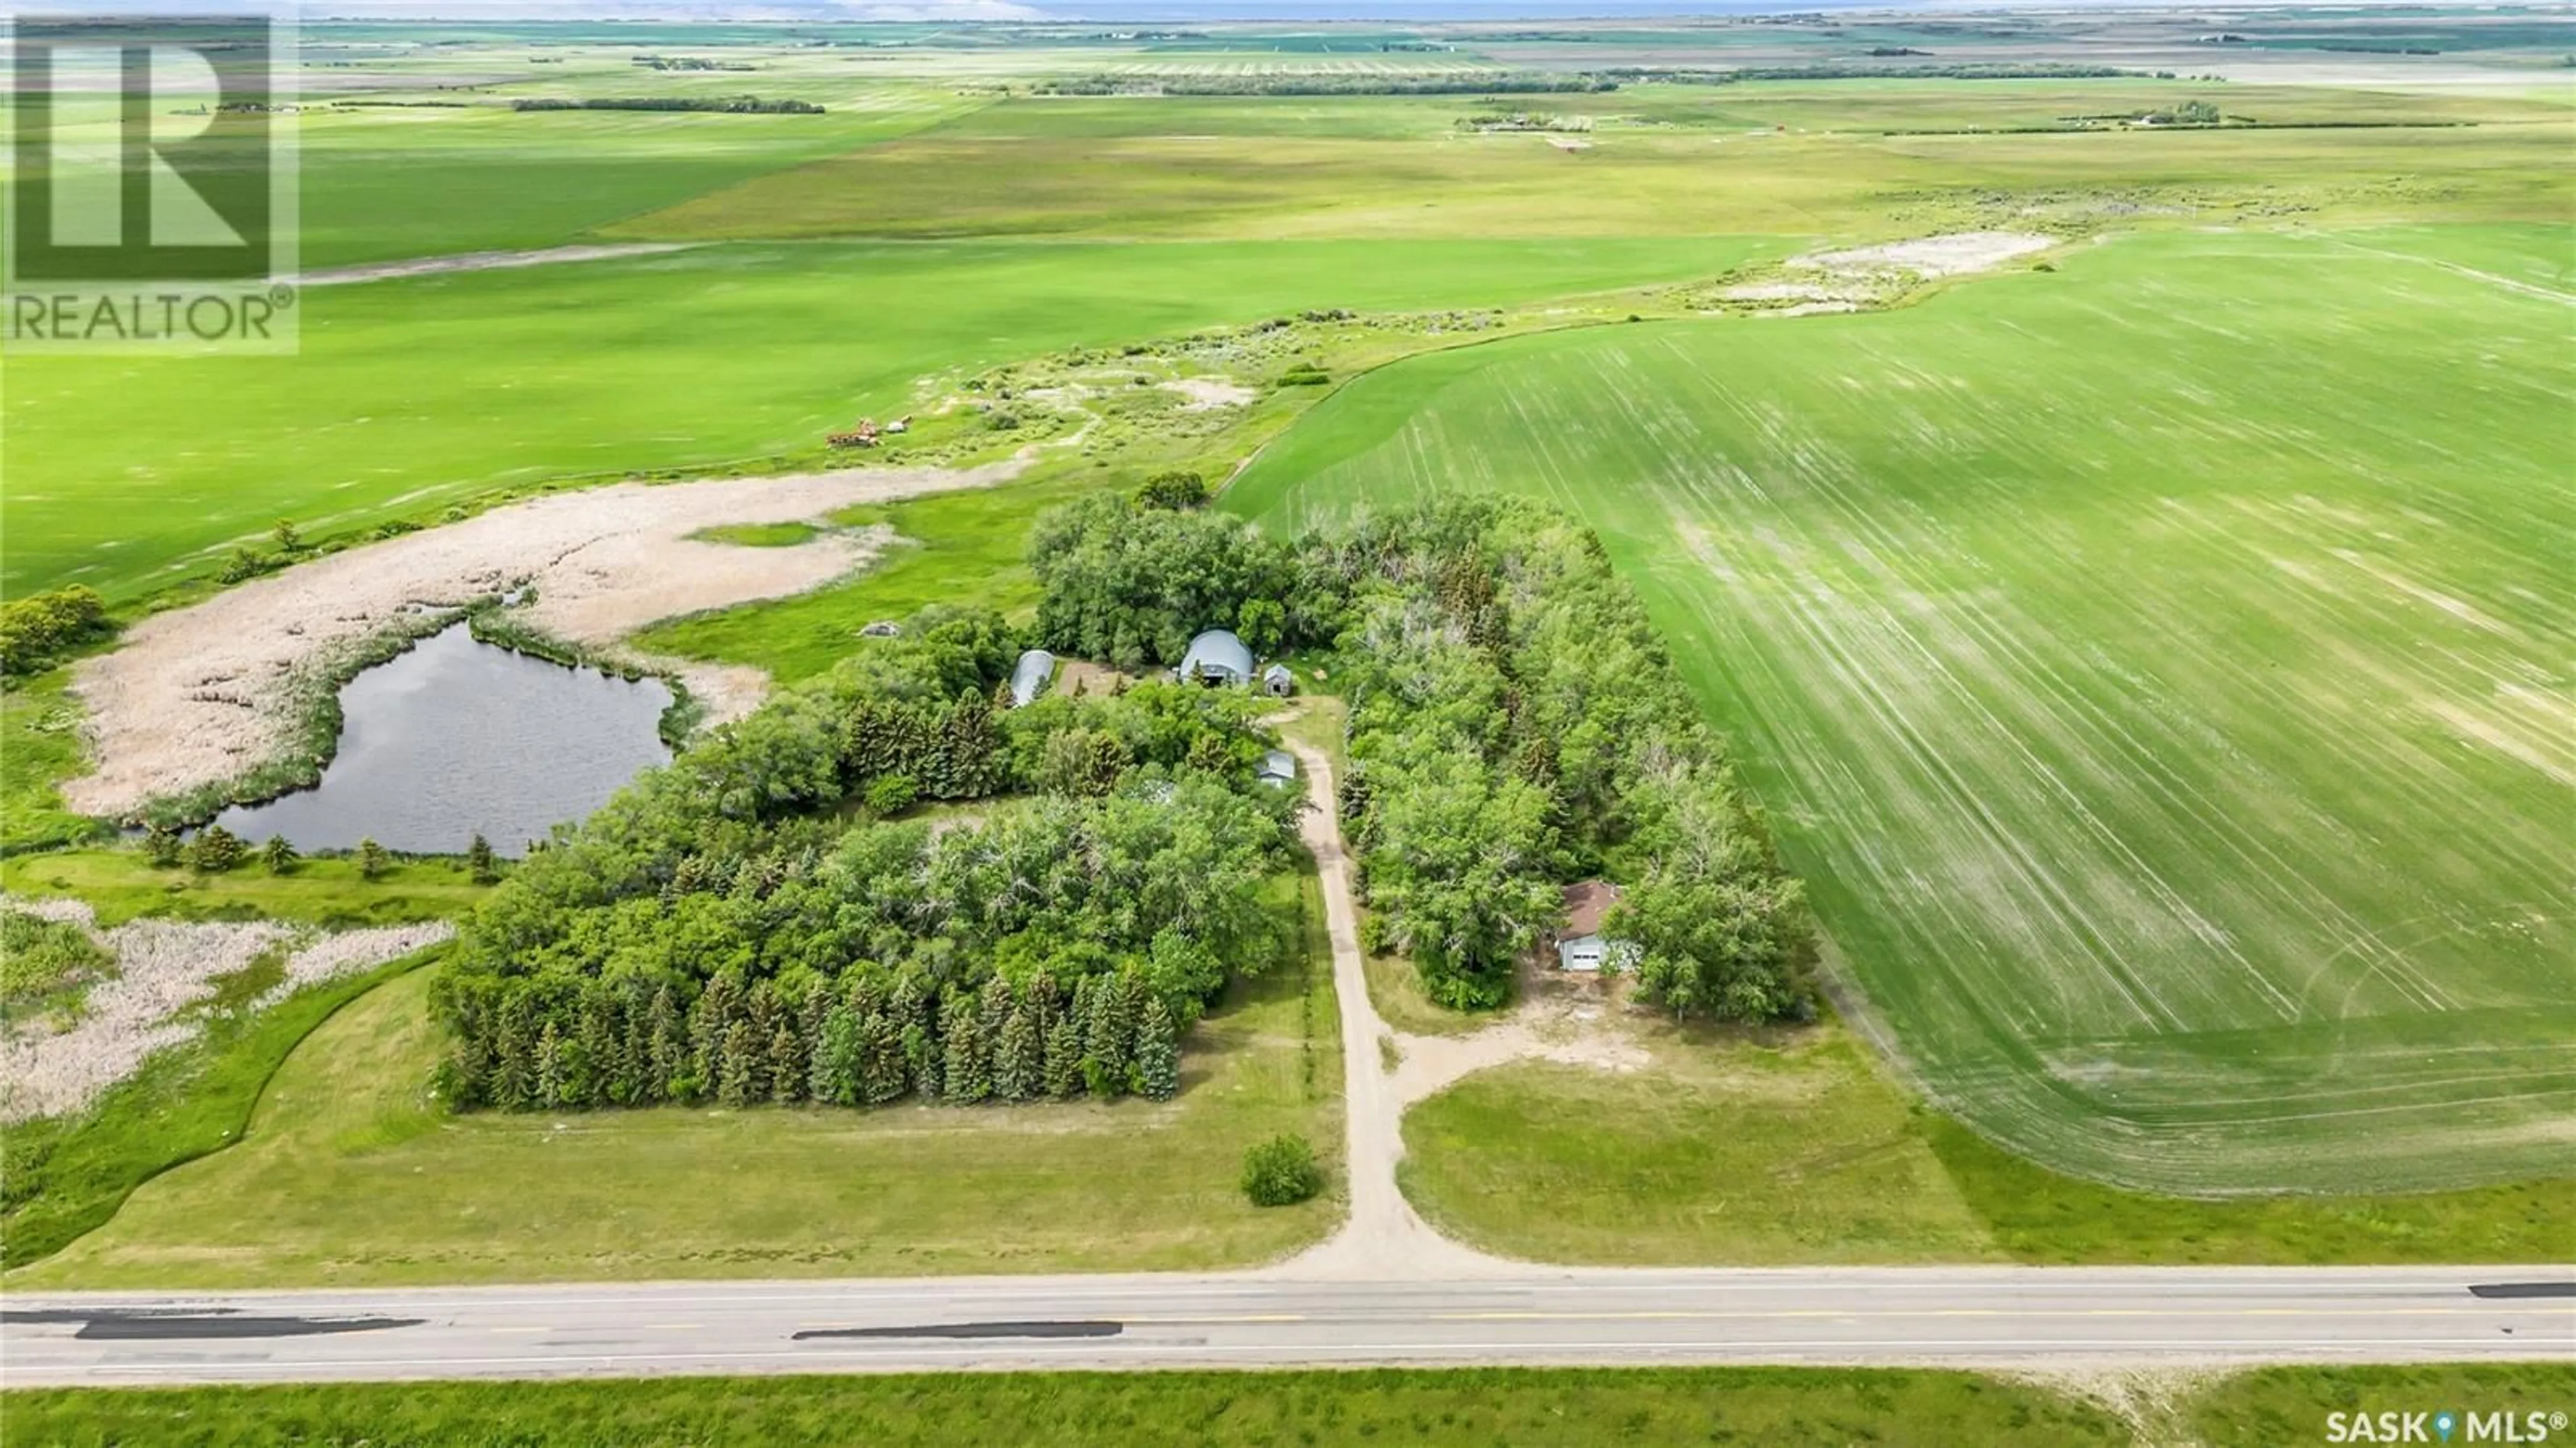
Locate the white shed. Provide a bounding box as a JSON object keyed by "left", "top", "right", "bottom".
{"left": 1261, "top": 663, "right": 1294, "bottom": 698}
{"left": 1556, "top": 880, "right": 1635, "bottom": 973}
{"left": 1257, "top": 749, "right": 1297, "bottom": 788}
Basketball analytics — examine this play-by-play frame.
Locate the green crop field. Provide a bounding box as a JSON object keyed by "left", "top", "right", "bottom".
{"left": 1230, "top": 223, "right": 2576, "bottom": 1196}
{"left": 2, "top": 236, "right": 1756, "bottom": 600}
{"left": 292, "top": 94, "right": 980, "bottom": 268}
{"left": 608, "top": 85, "right": 2572, "bottom": 244}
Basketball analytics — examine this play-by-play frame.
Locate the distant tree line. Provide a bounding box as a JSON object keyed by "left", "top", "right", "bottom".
{"left": 1603, "top": 62, "right": 2137, "bottom": 83}
{"left": 511, "top": 95, "right": 823, "bottom": 113}
{"left": 631, "top": 54, "right": 756, "bottom": 71}
{"left": 436, "top": 605, "right": 1297, "bottom": 1115}
{"left": 1029, "top": 493, "right": 1816, "bottom": 1023}
{"left": 1031, "top": 72, "right": 1617, "bottom": 97}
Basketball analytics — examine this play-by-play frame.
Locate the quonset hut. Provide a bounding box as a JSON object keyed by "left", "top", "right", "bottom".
{"left": 1177, "top": 629, "right": 1254, "bottom": 688}
{"left": 1008, "top": 649, "right": 1056, "bottom": 707}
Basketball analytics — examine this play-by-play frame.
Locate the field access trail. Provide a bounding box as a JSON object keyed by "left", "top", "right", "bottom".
{"left": 1273, "top": 736, "right": 1508, "bottom": 1283}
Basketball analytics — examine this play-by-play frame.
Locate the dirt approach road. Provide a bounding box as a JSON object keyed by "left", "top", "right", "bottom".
{"left": 1274, "top": 737, "right": 1515, "bottom": 1282}
{"left": 6, "top": 725, "right": 2570, "bottom": 1388}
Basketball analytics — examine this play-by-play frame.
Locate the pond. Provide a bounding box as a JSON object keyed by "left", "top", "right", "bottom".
{"left": 215, "top": 625, "right": 673, "bottom": 858}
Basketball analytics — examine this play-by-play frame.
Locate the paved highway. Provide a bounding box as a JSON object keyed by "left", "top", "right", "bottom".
{"left": 4, "top": 1267, "right": 2569, "bottom": 1385}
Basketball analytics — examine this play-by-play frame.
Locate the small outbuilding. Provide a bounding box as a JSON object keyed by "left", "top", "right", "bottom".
{"left": 1177, "top": 629, "right": 1254, "bottom": 688}
{"left": 1258, "top": 749, "right": 1297, "bottom": 789}
{"left": 1556, "top": 880, "right": 1635, "bottom": 973}
{"left": 859, "top": 619, "right": 902, "bottom": 639}
{"left": 1008, "top": 649, "right": 1056, "bottom": 708}
{"left": 1261, "top": 663, "right": 1294, "bottom": 698}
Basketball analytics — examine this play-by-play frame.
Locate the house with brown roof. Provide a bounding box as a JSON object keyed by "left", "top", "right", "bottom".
{"left": 1556, "top": 879, "right": 1635, "bottom": 973}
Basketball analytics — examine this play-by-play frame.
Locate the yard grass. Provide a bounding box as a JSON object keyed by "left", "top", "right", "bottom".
{"left": 0, "top": 1366, "right": 2128, "bottom": 1448}
{"left": 1401, "top": 1027, "right": 2002, "bottom": 1265}
{"left": 1367, "top": 950, "right": 1487, "bottom": 1037}
{"left": 7, "top": 873, "right": 1342, "bottom": 1288}
{"left": 1, "top": 950, "right": 443, "bottom": 1270}
{"left": 1233, "top": 223, "right": 2576, "bottom": 1198}
{"left": 2172, "top": 1363, "right": 2576, "bottom": 1447}
{"left": 0, "top": 850, "right": 496, "bottom": 928}
{"left": 1398, "top": 1024, "right": 2575, "bottom": 1266}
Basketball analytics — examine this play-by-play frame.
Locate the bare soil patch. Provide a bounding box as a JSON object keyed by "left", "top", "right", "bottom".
{"left": 63, "top": 460, "right": 1026, "bottom": 820}
{"left": 1790, "top": 231, "right": 2055, "bottom": 279}
{"left": 0, "top": 899, "right": 449, "bottom": 1123}
{"left": 1388, "top": 958, "right": 1649, "bottom": 1108}
{"left": 1163, "top": 376, "right": 1258, "bottom": 410}
{"left": 1052, "top": 660, "right": 1132, "bottom": 698}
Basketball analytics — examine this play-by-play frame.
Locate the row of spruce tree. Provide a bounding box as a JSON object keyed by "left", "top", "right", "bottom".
{"left": 436, "top": 968, "right": 1180, "bottom": 1113}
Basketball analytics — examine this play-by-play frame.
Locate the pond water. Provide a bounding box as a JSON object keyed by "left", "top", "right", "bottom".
{"left": 215, "top": 625, "right": 672, "bottom": 858}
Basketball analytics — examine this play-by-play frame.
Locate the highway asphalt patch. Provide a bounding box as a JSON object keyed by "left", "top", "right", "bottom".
{"left": 2, "top": 1308, "right": 423, "bottom": 1340}
{"left": 2467, "top": 1282, "right": 2576, "bottom": 1299}
{"left": 794, "top": 1321, "right": 1124, "bottom": 1341}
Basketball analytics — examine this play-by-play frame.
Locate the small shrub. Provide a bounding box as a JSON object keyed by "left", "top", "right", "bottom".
{"left": 1136, "top": 470, "right": 1210, "bottom": 511}
{"left": 863, "top": 774, "right": 919, "bottom": 816}
{"left": 186, "top": 825, "right": 247, "bottom": 873}
{"left": 466, "top": 833, "right": 499, "bottom": 884}
{"left": 271, "top": 519, "right": 303, "bottom": 553}
{"left": 262, "top": 833, "right": 299, "bottom": 874}
{"left": 215, "top": 547, "right": 270, "bottom": 584}
{"left": 0, "top": 913, "right": 113, "bottom": 1023}
{"left": 358, "top": 837, "right": 389, "bottom": 880}
{"left": 142, "top": 827, "right": 184, "bottom": 869}
{"left": 0, "top": 585, "right": 113, "bottom": 676}
{"left": 1242, "top": 1132, "right": 1322, "bottom": 1207}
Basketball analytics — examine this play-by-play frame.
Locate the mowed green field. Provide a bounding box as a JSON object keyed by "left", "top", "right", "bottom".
{"left": 1230, "top": 225, "right": 2576, "bottom": 1195}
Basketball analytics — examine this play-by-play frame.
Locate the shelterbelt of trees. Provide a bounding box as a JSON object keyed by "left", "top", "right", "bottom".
{"left": 435, "top": 610, "right": 1298, "bottom": 1114}
{"left": 1034, "top": 491, "right": 1816, "bottom": 1020}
